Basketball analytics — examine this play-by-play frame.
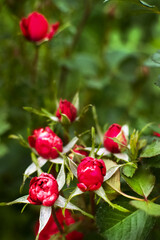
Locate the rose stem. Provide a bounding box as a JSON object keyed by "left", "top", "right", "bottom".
{"left": 52, "top": 207, "right": 64, "bottom": 234}
{"left": 31, "top": 45, "right": 39, "bottom": 83}
{"left": 90, "top": 192, "right": 95, "bottom": 216}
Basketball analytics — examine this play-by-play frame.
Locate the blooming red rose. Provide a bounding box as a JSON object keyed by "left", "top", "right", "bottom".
{"left": 20, "top": 12, "right": 59, "bottom": 43}
{"left": 56, "top": 99, "right": 77, "bottom": 122}
{"left": 103, "top": 123, "right": 127, "bottom": 153}
{"left": 77, "top": 157, "right": 106, "bottom": 192}
{"left": 73, "top": 145, "right": 88, "bottom": 157}
{"left": 28, "top": 173, "right": 59, "bottom": 206}
{"left": 28, "top": 127, "right": 63, "bottom": 159}
{"left": 35, "top": 209, "right": 84, "bottom": 240}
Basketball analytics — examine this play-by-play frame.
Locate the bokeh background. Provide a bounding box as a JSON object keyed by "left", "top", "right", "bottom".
{"left": 1, "top": 0, "right": 160, "bottom": 239}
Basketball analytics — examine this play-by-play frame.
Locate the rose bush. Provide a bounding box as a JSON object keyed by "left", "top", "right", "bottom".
{"left": 28, "top": 173, "right": 59, "bottom": 206}
{"left": 56, "top": 99, "right": 77, "bottom": 122}
{"left": 103, "top": 123, "right": 127, "bottom": 153}
{"left": 20, "top": 11, "right": 59, "bottom": 43}
{"left": 77, "top": 157, "right": 106, "bottom": 192}
{"left": 28, "top": 127, "right": 63, "bottom": 159}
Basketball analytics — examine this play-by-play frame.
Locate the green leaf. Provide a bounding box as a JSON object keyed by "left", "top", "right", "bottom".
{"left": 72, "top": 92, "right": 79, "bottom": 111}
{"left": 130, "top": 200, "right": 160, "bottom": 216}
{"left": 154, "top": 76, "right": 160, "bottom": 88}
{"left": 129, "top": 129, "right": 139, "bottom": 160}
{"left": 37, "top": 206, "right": 52, "bottom": 238}
{"left": 63, "top": 137, "right": 78, "bottom": 154}
{"left": 122, "top": 163, "right": 137, "bottom": 178}
{"left": 95, "top": 187, "right": 129, "bottom": 212}
{"left": 0, "top": 195, "right": 29, "bottom": 206}
{"left": 122, "top": 168, "right": 155, "bottom": 198}
{"left": 96, "top": 202, "right": 155, "bottom": 240}
{"left": 104, "top": 159, "right": 122, "bottom": 200}
{"left": 140, "top": 141, "right": 160, "bottom": 158}
{"left": 56, "top": 161, "right": 65, "bottom": 191}
{"left": 55, "top": 195, "right": 93, "bottom": 219}
{"left": 139, "top": 0, "right": 155, "bottom": 8}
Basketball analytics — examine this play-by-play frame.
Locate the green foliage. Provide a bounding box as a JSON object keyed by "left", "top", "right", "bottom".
{"left": 1, "top": 0, "right": 160, "bottom": 239}
{"left": 96, "top": 202, "right": 155, "bottom": 240}
{"left": 122, "top": 168, "right": 155, "bottom": 198}
{"left": 130, "top": 200, "right": 160, "bottom": 216}
{"left": 140, "top": 141, "right": 160, "bottom": 158}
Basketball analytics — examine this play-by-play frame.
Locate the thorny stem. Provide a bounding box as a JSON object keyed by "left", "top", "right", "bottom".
{"left": 52, "top": 206, "right": 64, "bottom": 234}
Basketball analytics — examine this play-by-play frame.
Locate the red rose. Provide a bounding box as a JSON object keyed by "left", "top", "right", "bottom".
{"left": 66, "top": 231, "right": 84, "bottom": 240}
{"left": 77, "top": 157, "right": 106, "bottom": 192}
{"left": 73, "top": 145, "right": 88, "bottom": 157}
{"left": 103, "top": 123, "right": 127, "bottom": 153}
{"left": 20, "top": 12, "right": 59, "bottom": 43}
{"left": 28, "top": 173, "right": 59, "bottom": 206}
{"left": 35, "top": 209, "right": 84, "bottom": 240}
{"left": 154, "top": 132, "right": 160, "bottom": 137}
{"left": 28, "top": 127, "right": 63, "bottom": 159}
{"left": 56, "top": 99, "right": 77, "bottom": 122}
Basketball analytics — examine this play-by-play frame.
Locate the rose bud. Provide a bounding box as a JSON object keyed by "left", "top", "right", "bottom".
{"left": 20, "top": 12, "right": 59, "bottom": 43}
{"left": 103, "top": 123, "right": 127, "bottom": 153}
{"left": 77, "top": 157, "right": 106, "bottom": 192}
{"left": 28, "top": 127, "right": 63, "bottom": 159}
{"left": 154, "top": 132, "right": 160, "bottom": 137}
{"left": 66, "top": 231, "right": 84, "bottom": 240}
{"left": 56, "top": 99, "right": 77, "bottom": 122}
{"left": 73, "top": 145, "right": 88, "bottom": 157}
{"left": 35, "top": 209, "right": 84, "bottom": 240}
{"left": 28, "top": 173, "right": 59, "bottom": 206}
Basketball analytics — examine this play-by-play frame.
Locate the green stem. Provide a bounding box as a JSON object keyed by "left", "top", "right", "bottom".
{"left": 107, "top": 182, "right": 145, "bottom": 202}
{"left": 31, "top": 45, "right": 39, "bottom": 84}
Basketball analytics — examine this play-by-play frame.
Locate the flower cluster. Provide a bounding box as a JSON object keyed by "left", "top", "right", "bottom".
{"left": 5, "top": 8, "right": 158, "bottom": 240}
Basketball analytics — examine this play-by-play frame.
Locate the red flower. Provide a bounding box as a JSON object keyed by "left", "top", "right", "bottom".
{"left": 20, "top": 12, "right": 59, "bottom": 43}
{"left": 77, "top": 157, "right": 106, "bottom": 192}
{"left": 35, "top": 209, "right": 84, "bottom": 240}
{"left": 103, "top": 123, "right": 127, "bottom": 153}
{"left": 73, "top": 145, "right": 88, "bottom": 157}
{"left": 66, "top": 231, "right": 84, "bottom": 240}
{"left": 154, "top": 132, "right": 160, "bottom": 137}
{"left": 56, "top": 99, "right": 77, "bottom": 122}
{"left": 28, "top": 127, "right": 63, "bottom": 159}
{"left": 28, "top": 173, "right": 59, "bottom": 206}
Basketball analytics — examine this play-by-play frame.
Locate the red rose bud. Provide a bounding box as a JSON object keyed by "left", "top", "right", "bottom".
{"left": 35, "top": 209, "right": 83, "bottom": 240}
{"left": 154, "top": 132, "right": 160, "bottom": 137}
{"left": 56, "top": 99, "right": 77, "bottom": 122}
{"left": 28, "top": 127, "right": 63, "bottom": 159}
{"left": 73, "top": 145, "right": 88, "bottom": 157}
{"left": 77, "top": 157, "right": 106, "bottom": 192}
{"left": 20, "top": 12, "right": 59, "bottom": 43}
{"left": 66, "top": 231, "right": 84, "bottom": 240}
{"left": 103, "top": 123, "right": 127, "bottom": 153}
{"left": 28, "top": 173, "right": 59, "bottom": 206}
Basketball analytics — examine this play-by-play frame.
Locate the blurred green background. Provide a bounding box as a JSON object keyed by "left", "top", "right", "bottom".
{"left": 1, "top": 0, "right": 160, "bottom": 239}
